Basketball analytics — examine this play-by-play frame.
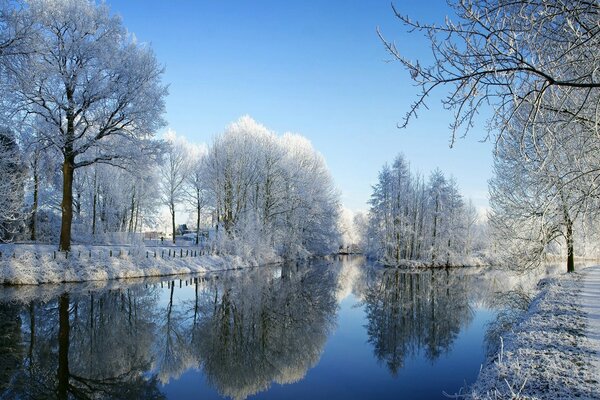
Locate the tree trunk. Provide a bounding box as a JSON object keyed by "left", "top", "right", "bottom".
{"left": 30, "top": 156, "right": 39, "bottom": 241}
{"left": 134, "top": 202, "right": 140, "bottom": 232}
{"left": 196, "top": 201, "right": 201, "bottom": 245}
{"left": 92, "top": 171, "right": 97, "bottom": 236}
{"left": 92, "top": 168, "right": 98, "bottom": 237}
{"left": 59, "top": 158, "right": 75, "bottom": 251}
{"left": 431, "top": 196, "right": 439, "bottom": 262}
{"left": 171, "top": 204, "right": 176, "bottom": 244}
{"left": 57, "top": 293, "right": 70, "bottom": 400}
{"left": 128, "top": 190, "right": 135, "bottom": 232}
{"left": 566, "top": 218, "right": 574, "bottom": 273}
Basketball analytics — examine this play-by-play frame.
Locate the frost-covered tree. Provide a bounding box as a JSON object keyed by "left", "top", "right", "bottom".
{"left": 279, "top": 132, "right": 340, "bottom": 257}
{"left": 0, "top": 0, "right": 32, "bottom": 57}
{"left": 85, "top": 162, "right": 160, "bottom": 238}
{"left": 159, "top": 131, "right": 191, "bottom": 243}
{"left": 382, "top": 0, "right": 600, "bottom": 144}
{"left": 5, "top": 0, "right": 167, "bottom": 250}
{"left": 384, "top": 1, "right": 600, "bottom": 271}
{"left": 203, "top": 116, "right": 340, "bottom": 261}
{"left": 0, "top": 128, "right": 26, "bottom": 241}
{"left": 489, "top": 105, "right": 599, "bottom": 272}
{"left": 185, "top": 144, "right": 209, "bottom": 245}
{"left": 366, "top": 154, "right": 475, "bottom": 266}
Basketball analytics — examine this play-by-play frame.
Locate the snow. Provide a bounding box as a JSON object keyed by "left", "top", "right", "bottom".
{"left": 0, "top": 243, "right": 255, "bottom": 285}
{"left": 469, "top": 267, "right": 600, "bottom": 399}
{"left": 579, "top": 266, "right": 600, "bottom": 384}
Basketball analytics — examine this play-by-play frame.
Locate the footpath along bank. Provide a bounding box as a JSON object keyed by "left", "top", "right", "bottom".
{"left": 470, "top": 266, "right": 600, "bottom": 399}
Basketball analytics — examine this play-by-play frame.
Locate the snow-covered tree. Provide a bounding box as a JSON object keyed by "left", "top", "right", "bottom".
{"left": 5, "top": 0, "right": 167, "bottom": 250}
{"left": 203, "top": 116, "right": 340, "bottom": 261}
{"left": 366, "top": 154, "right": 476, "bottom": 266}
{"left": 185, "top": 143, "right": 209, "bottom": 245}
{"left": 383, "top": 1, "right": 600, "bottom": 272}
{"left": 489, "top": 104, "right": 600, "bottom": 272}
{"left": 159, "top": 131, "right": 191, "bottom": 243}
{"left": 382, "top": 0, "right": 600, "bottom": 144}
{"left": 0, "top": 128, "right": 25, "bottom": 241}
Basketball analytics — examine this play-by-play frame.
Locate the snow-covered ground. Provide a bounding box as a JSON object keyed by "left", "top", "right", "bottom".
{"left": 470, "top": 266, "right": 600, "bottom": 399}
{"left": 0, "top": 243, "right": 265, "bottom": 285}
{"left": 579, "top": 266, "right": 600, "bottom": 388}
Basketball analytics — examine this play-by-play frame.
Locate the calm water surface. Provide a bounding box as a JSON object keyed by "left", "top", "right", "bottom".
{"left": 0, "top": 256, "right": 541, "bottom": 399}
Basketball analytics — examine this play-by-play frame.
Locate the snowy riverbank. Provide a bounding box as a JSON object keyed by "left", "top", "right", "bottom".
{"left": 469, "top": 266, "right": 600, "bottom": 399}
{"left": 381, "top": 254, "right": 492, "bottom": 269}
{"left": 0, "top": 243, "right": 272, "bottom": 285}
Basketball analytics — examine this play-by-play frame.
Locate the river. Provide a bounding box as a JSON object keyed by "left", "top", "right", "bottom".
{"left": 0, "top": 256, "right": 557, "bottom": 399}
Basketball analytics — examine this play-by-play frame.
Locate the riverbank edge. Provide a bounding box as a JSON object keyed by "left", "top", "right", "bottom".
{"left": 379, "top": 257, "right": 490, "bottom": 269}
{"left": 0, "top": 243, "right": 329, "bottom": 285}
{"left": 468, "top": 267, "right": 599, "bottom": 399}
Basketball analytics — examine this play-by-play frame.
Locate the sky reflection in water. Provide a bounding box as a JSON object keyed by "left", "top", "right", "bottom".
{"left": 0, "top": 256, "right": 523, "bottom": 400}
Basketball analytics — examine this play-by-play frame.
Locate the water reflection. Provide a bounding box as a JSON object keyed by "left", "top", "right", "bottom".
{"left": 0, "top": 263, "right": 339, "bottom": 400}
{"left": 0, "top": 303, "right": 23, "bottom": 394}
{"left": 192, "top": 263, "right": 338, "bottom": 399}
{"left": 362, "top": 269, "right": 474, "bottom": 375}
{"left": 4, "top": 289, "right": 164, "bottom": 400}
{"left": 0, "top": 258, "right": 550, "bottom": 400}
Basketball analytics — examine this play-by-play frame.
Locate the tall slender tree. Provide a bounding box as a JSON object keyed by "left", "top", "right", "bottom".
{"left": 159, "top": 132, "right": 190, "bottom": 244}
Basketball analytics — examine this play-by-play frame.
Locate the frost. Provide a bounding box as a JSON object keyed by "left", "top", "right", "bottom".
{"left": 469, "top": 267, "right": 600, "bottom": 399}
{"left": 0, "top": 243, "right": 253, "bottom": 285}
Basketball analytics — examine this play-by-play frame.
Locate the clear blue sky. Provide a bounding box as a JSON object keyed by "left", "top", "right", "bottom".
{"left": 106, "top": 0, "right": 494, "bottom": 212}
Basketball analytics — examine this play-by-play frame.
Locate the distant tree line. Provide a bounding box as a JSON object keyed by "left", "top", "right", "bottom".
{"left": 365, "top": 154, "right": 484, "bottom": 266}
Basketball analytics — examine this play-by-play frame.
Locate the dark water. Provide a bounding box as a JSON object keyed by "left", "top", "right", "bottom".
{"left": 0, "top": 256, "right": 527, "bottom": 399}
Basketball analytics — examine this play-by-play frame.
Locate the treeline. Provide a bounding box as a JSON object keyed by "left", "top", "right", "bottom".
{"left": 365, "top": 154, "right": 485, "bottom": 266}
{"left": 0, "top": 0, "right": 341, "bottom": 260}
{"left": 0, "top": 115, "right": 341, "bottom": 261}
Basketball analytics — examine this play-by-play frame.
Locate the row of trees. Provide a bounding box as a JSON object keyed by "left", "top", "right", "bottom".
{"left": 0, "top": 112, "right": 341, "bottom": 262}
{"left": 365, "top": 154, "right": 483, "bottom": 266}
{"left": 154, "top": 117, "right": 342, "bottom": 261}
{"left": 0, "top": 1, "right": 341, "bottom": 260}
{"left": 385, "top": 0, "right": 600, "bottom": 272}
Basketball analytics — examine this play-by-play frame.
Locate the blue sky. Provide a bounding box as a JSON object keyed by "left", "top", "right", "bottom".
{"left": 106, "top": 0, "right": 494, "bottom": 211}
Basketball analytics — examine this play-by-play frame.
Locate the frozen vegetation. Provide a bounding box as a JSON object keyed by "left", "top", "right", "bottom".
{"left": 386, "top": 0, "right": 600, "bottom": 274}
{"left": 363, "top": 153, "right": 489, "bottom": 267}
{"left": 1, "top": 1, "right": 599, "bottom": 398}
{"left": 0, "top": 0, "right": 340, "bottom": 284}
{"left": 469, "top": 266, "right": 600, "bottom": 399}
{"left": 0, "top": 243, "right": 257, "bottom": 285}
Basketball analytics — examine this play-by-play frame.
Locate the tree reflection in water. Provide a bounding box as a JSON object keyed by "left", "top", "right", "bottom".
{"left": 362, "top": 268, "right": 474, "bottom": 375}
{"left": 0, "top": 261, "right": 516, "bottom": 400}
{"left": 2, "top": 287, "right": 165, "bottom": 400}
{"left": 190, "top": 262, "right": 339, "bottom": 400}
{"left": 0, "top": 303, "right": 23, "bottom": 394}
{"left": 0, "top": 262, "right": 339, "bottom": 400}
